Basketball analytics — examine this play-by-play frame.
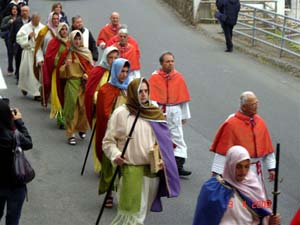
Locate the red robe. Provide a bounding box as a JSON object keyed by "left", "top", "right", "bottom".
{"left": 210, "top": 111, "right": 274, "bottom": 158}
{"left": 149, "top": 69, "right": 191, "bottom": 105}
{"left": 84, "top": 66, "right": 107, "bottom": 128}
{"left": 95, "top": 83, "right": 121, "bottom": 161}
{"left": 113, "top": 42, "right": 140, "bottom": 70}
{"left": 290, "top": 208, "right": 300, "bottom": 225}
{"left": 42, "top": 38, "right": 69, "bottom": 106}
{"left": 96, "top": 23, "right": 120, "bottom": 46}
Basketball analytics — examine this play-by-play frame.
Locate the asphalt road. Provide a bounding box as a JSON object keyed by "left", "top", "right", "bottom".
{"left": 0, "top": 0, "right": 299, "bottom": 224}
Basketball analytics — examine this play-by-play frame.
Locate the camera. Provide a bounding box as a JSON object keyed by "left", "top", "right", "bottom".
{"left": 0, "top": 96, "right": 10, "bottom": 106}
{"left": 0, "top": 96, "right": 17, "bottom": 115}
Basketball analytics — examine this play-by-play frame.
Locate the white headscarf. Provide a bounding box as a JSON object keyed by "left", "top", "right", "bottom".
{"left": 99, "top": 46, "right": 119, "bottom": 70}
{"left": 223, "top": 146, "right": 270, "bottom": 206}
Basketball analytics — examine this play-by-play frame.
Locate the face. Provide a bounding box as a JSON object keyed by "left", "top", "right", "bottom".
{"left": 119, "top": 33, "right": 128, "bottom": 46}
{"left": 59, "top": 25, "right": 68, "bottom": 38}
{"left": 241, "top": 95, "right": 258, "bottom": 116}
{"left": 106, "top": 51, "right": 119, "bottom": 66}
{"left": 73, "top": 35, "right": 82, "bottom": 48}
{"left": 11, "top": 6, "right": 18, "bottom": 16}
{"left": 118, "top": 66, "right": 129, "bottom": 83}
{"left": 73, "top": 18, "right": 83, "bottom": 29}
{"left": 235, "top": 159, "right": 250, "bottom": 182}
{"left": 31, "top": 16, "right": 40, "bottom": 27}
{"left": 52, "top": 14, "right": 60, "bottom": 27}
{"left": 21, "top": 7, "right": 29, "bottom": 18}
{"left": 110, "top": 13, "right": 120, "bottom": 26}
{"left": 139, "top": 82, "right": 149, "bottom": 104}
{"left": 161, "top": 54, "right": 175, "bottom": 73}
{"left": 54, "top": 5, "right": 62, "bottom": 14}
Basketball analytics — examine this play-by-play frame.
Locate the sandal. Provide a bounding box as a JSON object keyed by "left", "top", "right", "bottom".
{"left": 78, "top": 132, "right": 86, "bottom": 139}
{"left": 104, "top": 196, "right": 113, "bottom": 208}
{"left": 68, "top": 137, "right": 77, "bottom": 145}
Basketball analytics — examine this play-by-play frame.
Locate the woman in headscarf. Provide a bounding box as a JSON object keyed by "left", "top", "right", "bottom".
{"left": 84, "top": 46, "right": 119, "bottom": 173}
{"left": 193, "top": 145, "right": 281, "bottom": 225}
{"left": 96, "top": 58, "right": 130, "bottom": 207}
{"left": 102, "top": 77, "right": 180, "bottom": 224}
{"left": 42, "top": 22, "right": 69, "bottom": 127}
{"left": 58, "top": 30, "right": 93, "bottom": 145}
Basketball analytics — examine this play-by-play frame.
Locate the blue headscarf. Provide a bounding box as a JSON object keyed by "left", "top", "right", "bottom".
{"left": 109, "top": 58, "right": 130, "bottom": 90}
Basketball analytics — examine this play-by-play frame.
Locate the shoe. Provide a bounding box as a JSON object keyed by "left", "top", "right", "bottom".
{"left": 68, "top": 137, "right": 77, "bottom": 145}
{"left": 225, "top": 48, "right": 233, "bottom": 52}
{"left": 7, "top": 71, "right": 14, "bottom": 76}
{"left": 21, "top": 90, "right": 27, "bottom": 96}
{"left": 33, "top": 96, "right": 41, "bottom": 101}
{"left": 59, "top": 125, "right": 65, "bottom": 130}
{"left": 178, "top": 168, "right": 192, "bottom": 176}
{"left": 104, "top": 196, "right": 113, "bottom": 208}
{"left": 79, "top": 132, "right": 86, "bottom": 139}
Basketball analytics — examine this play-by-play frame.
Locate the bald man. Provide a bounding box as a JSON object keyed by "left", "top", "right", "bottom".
{"left": 96, "top": 12, "right": 120, "bottom": 49}
{"left": 16, "top": 12, "right": 44, "bottom": 100}
{"left": 210, "top": 91, "right": 276, "bottom": 183}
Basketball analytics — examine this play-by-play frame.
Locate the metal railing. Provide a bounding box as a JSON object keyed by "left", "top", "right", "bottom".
{"left": 234, "top": 4, "right": 300, "bottom": 57}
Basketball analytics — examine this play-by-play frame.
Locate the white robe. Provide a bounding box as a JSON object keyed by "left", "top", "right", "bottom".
{"left": 163, "top": 103, "right": 191, "bottom": 158}
{"left": 16, "top": 22, "right": 44, "bottom": 96}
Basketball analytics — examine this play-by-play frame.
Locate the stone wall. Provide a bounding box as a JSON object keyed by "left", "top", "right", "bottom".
{"left": 163, "top": 0, "right": 194, "bottom": 23}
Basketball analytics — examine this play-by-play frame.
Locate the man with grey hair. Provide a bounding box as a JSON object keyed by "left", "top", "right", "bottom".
{"left": 16, "top": 12, "right": 44, "bottom": 100}
{"left": 210, "top": 91, "right": 276, "bottom": 184}
{"left": 112, "top": 26, "right": 140, "bottom": 82}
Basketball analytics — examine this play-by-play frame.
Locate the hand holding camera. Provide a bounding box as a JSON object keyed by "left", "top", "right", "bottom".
{"left": 11, "top": 108, "right": 22, "bottom": 120}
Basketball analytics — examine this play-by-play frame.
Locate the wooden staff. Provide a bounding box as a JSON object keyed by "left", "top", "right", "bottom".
{"left": 272, "top": 143, "right": 281, "bottom": 215}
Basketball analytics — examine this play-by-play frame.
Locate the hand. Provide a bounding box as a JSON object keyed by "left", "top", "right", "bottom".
{"left": 28, "top": 31, "right": 35, "bottom": 39}
{"left": 268, "top": 170, "right": 276, "bottom": 182}
{"left": 12, "top": 108, "right": 22, "bottom": 120}
{"left": 113, "top": 156, "right": 125, "bottom": 166}
{"left": 158, "top": 159, "right": 164, "bottom": 171}
{"left": 99, "top": 42, "right": 106, "bottom": 49}
{"left": 38, "top": 61, "right": 44, "bottom": 67}
{"left": 269, "top": 214, "right": 281, "bottom": 225}
{"left": 65, "top": 59, "right": 72, "bottom": 66}
{"left": 182, "top": 119, "right": 187, "bottom": 125}
{"left": 82, "top": 73, "right": 88, "bottom": 80}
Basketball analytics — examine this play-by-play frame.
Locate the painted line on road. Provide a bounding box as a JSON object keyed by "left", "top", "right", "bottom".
{"left": 0, "top": 68, "right": 7, "bottom": 89}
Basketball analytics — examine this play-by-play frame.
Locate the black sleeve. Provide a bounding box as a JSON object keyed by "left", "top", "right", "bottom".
{"left": 14, "top": 119, "right": 33, "bottom": 150}
{"left": 89, "top": 31, "right": 98, "bottom": 61}
{"left": 216, "top": 0, "right": 224, "bottom": 12}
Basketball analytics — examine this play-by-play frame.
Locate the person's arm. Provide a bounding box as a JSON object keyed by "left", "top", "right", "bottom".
{"left": 16, "top": 26, "right": 31, "bottom": 48}
{"left": 180, "top": 102, "right": 191, "bottom": 124}
{"left": 1, "top": 16, "right": 12, "bottom": 31}
{"left": 211, "top": 153, "right": 226, "bottom": 175}
{"left": 263, "top": 152, "right": 276, "bottom": 181}
{"left": 102, "top": 107, "right": 127, "bottom": 166}
{"left": 13, "top": 108, "right": 33, "bottom": 150}
{"left": 88, "top": 31, "right": 98, "bottom": 62}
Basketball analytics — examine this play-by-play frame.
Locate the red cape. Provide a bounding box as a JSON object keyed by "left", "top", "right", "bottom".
{"left": 95, "top": 83, "right": 121, "bottom": 161}
{"left": 290, "top": 208, "right": 300, "bottom": 225}
{"left": 113, "top": 42, "right": 140, "bottom": 70}
{"left": 42, "top": 38, "right": 68, "bottom": 106}
{"left": 149, "top": 69, "right": 191, "bottom": 105}
{"left": 84, "top": 66, "right": 107, "bottom": 128}
{"left": 210, "top": 111, "right": 274, "bottom": 158}
{"left": 96, "top": 23, "right": 119, "bottom": 46}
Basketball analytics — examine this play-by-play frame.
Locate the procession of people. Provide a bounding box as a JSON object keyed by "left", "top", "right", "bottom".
{"left": 0, "top": 1, "right": 288, "bottom": 225}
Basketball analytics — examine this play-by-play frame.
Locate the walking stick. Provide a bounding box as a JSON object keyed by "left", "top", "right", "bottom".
{"left": 95, "top": 109, "right": 141, "bottom": 225}
{"left": 81, "top": 121, "right": 96, "bottom": 176}
{"left": 272, "top": 143, "right": 281, "bottom": 215}
{"left": 39, "top": 67, "right": 46, "bottom": 109}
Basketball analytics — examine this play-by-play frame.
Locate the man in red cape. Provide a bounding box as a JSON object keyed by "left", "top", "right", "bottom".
{"left": 149, "top": 52, "right": 192, "bottom": 176}
{"left": 96, "top": 12, "right": 120, "bottom": 49}
{"left": 112, "top": 27, "right": 140, "bottom": 82}
{"left": 210, "top": 91, "right": 276, "bottom": 183}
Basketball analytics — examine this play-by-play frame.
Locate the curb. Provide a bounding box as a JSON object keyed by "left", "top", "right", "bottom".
{"left": 196, "top": 24, "right": 300, "bottom": 78}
